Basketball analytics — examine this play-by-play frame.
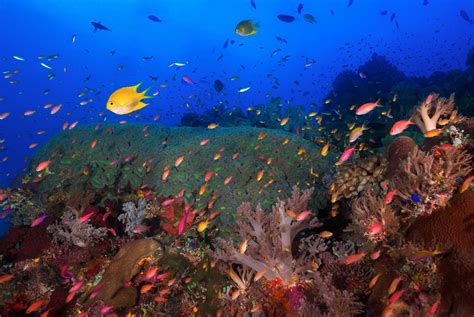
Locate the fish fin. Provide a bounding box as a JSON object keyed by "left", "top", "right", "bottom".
{"left": 140, "top": 87, "right": 153, "bottom": 99}
{"left": 130, "top": 101, "right": 149, "bottom": 112}
{"left": 250, "top": 29, "right": 257, "bottom": 35}
{"left": 134, "top": 82, "right": 143, "bottom": 90}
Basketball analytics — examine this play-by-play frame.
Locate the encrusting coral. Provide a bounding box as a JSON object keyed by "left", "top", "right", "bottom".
{"left": 330, "top": 154, "right": 387, "bottom": 202}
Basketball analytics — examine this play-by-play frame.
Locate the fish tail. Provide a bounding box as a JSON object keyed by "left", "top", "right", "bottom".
{"left": 141, "top": 87, "right": 153, "bottom": 99}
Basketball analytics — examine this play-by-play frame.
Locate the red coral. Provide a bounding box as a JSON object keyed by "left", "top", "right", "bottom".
{"left": 0, "top": 219, "right": 52, "bottom": 261}
{"left": 159, "top": 198, "right": 195, "bottom": 235}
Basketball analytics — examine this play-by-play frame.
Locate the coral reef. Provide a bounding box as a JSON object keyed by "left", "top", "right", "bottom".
{"left": 411, "top": 93, "right": 456, "bottom": 133}
{"left": 213, "top": 186, "right": 320, "bottom": 285}
{"left": 118, "top": 198, "right": 147, "bottom": 236}
{"left": 47, "top": 208, "right": 108, "bottom": 248}
{"left": 330, "top": 154, "right": 387, "bottom": 202}
{"left": 92, "top": 239, "right": 163, "bottom": 307}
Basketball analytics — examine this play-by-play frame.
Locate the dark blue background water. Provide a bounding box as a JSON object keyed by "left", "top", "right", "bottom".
{"left": 0, "top": 0, "right": 473, "bottom": 233}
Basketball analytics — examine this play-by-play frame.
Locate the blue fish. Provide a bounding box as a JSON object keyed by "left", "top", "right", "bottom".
{"left": 250, "top": 0, "right": 256, "bottom": 9}
{"left": 297, "top": 3, "right": 303, "bottom": 14}
{"left": 411, "top": 194, "right": 420, "bottom": 203}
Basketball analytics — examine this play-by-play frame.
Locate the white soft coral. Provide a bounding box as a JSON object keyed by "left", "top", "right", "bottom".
{"left": 412, "top": 93, "right": 455, "bottom": 133}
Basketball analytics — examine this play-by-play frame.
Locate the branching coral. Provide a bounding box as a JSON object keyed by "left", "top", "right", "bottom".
{"left": 412, "top": 93, "right": 455, "bottom": 133}
{"left": 118, "top": 198, "right": 147, "bottom": 236}
{"left": 352, "top": 189, "right": 400, "bottom": 242}
{"left": 213, "top": 186, "right": 320, "bottom": 286}
{"left": 392, "top": 146, "right": 472, "bottom": 217}
{"left": 47, "top": 208, "right": 108, "bottom": 248}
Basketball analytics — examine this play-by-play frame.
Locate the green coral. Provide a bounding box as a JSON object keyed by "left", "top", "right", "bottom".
{"left": 29, "top": 124, "right": 333, "bottom": 222}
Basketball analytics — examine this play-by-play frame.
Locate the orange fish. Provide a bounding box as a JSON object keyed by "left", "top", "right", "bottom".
{"left": 0, "top": 112, "right": 10, "bottom": 120}
{"left": 256, "top": 169, "right": 264, "bottom": 181}
{"left": 26, "top": 299, "right": 46, "bottom": 314}
{"left": 250, "top": 303, "right": 262, "bottom": 313}
{"left": 223, "top": 176, "right": 233, "bottom": 185}
{"left": 367, "top": 223, "right": 383, "bottom": 236}
{"left": 385, "top": 190, "right": 396, "bottom": 204}
{"left": 460, "top": 175, "right": 474, "bottom": 193}
{"left": 50, "top": 104, "right": 62, "bottom": 115}
{"left": 162, "top": 165, "right": 170, "bottom": 181}
{"left": 232, "top": 152, "right": 239, "bottom": 159}
{"left": 145, "top": 266, "right": 159, "bottom": 280}
{"left": 280, "top": 117, "right": 289, "bottom": 126}
{"left": 319, "top": 231, "right": 333, "bottom": 238}
{"left": 388, "top": 276, "right": 403, "bottom": 295}
{"left": 356, "top": 100, "right": 382, "bottom": 115}
{"left": 213, "top": 152, "right": 221, "bottom": 160}
{"left": 254, "top": 269, "right": 267, "bottom": 282}
{"left": 208, "top": 123, "right": 218, "bottom": 129}
{"left": 0, "top": 274, "right": 14, "bottom": 284}
{"left": 231, "top": 289, "right": 241, "bottom": 300}
{"left": 199, "top": 182, "right": 207, "bottom": 195}
{"left": 154, "top": 296, "right": 168, "bottom": 302}
{"left": 390, "top": 120, "right": 412, "bottom": 136}
{"left": 369, "top": 272, "right": 382, "bottom": 289}
{"left": 343, "top": 252, "right": 367, "bottom": 265}
{"left": 204, "top": 171, "right": 214, "bottom": 182}
{"left": 258, "top": 131, "right": 267, "bottom": 140}
{"left": 35, "top": 160, "right": 51, "bottom": 172}
{"left": 174, "top": 155, "right": 185, "bottom": 167}
{"left": 321, "top": 143, "right": 329, "bottom": 156}
{"left": 200, "top": 138, "right": 209, "bottom": 145}
{"left": 295, "top": 210, "right": 311, "bottom": 221}
{"left": 90, "top": 140, "right": 97, "bottom": 148}
{"left": 24, "top": 110, "right": 36, "bottom": 116}
{"left": 239, "top": 238, "right": 249, "bottom": 254}
{"left": 140, "top": 283, "right": 154, "bottom": 294}
{"left": 424, "top": 129, "right": 442, "bottom": 138}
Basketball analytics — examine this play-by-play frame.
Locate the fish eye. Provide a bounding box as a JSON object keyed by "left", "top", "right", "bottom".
{"left": 109, "top": 102, "right": 113, "bottom": 105}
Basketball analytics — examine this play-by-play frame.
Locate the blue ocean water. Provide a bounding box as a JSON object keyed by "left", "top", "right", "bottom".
{"left": 0, "top": 0, "right": 473, "bottom": 236}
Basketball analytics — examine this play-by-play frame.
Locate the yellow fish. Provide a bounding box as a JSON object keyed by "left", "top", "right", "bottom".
{"left": 197, "top": 220, "right": 210, "bottom": 232}
{"left": 235, "top": 20, "right": 258, "bottom": 36}
{"left": 107, "top": 83, "right": 152, "bottom": 115}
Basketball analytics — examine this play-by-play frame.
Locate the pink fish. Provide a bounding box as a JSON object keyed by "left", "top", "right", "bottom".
{"left": 295, "top": 210, "right": 312, "bottom": 221}
{"left": 223, "top": 176, "right": 233, "bottom": 185}
{"left": 355, "top": 100, "right": 382, "bottom": 115}
{"left": 338, "top": 146, "right": 356, "bottom": 163}
{"left": 60, "top": 264, "right": 72, "bottom": 279}
{"left": 204, "top": 171, "right": 214, "bottom": 182}
{"left": 100, "top": 306, "right": 113, "bottom": 314}
{"left": 388, "top": 289, "right": 406, "bottom": 305}
{"left": 161, "top": 198, "right": 175, "bottom": 207}
{"left": 390, "top": 120, "right": 413, "bottom": 135}
{"left": 178, "top": 211, "right": 188, "bottom": 235}
{"left": 102, "top": 211, "right": 112, "bottom": 222}
{"left": 132, "top": 224, "right": 150, "bottom": 234}
{"left": 107, "top": 228, "right": 117, "bottom": 236}
{"left": 385, "top": 190, "right": 396, "bottom": 204}
{"left": 182, "top": 76, "right": 195, "bottom": 85}
{"left": 155, "top": 272, "right": 170, "bottom": 280}
{"left": 79, "top": 211, "right": 95, "bottom": 223}
{"left": 69, "top": 280, "right": 84, "bottom": 293}
{"left": 31, "top": 213, "right": 48, "bottom": 227}
{"left": 367, "top": 223, "right": 383, "bottom": 235}
{"left": 343, "top": 252, "right": 367, "bottom": 265}
{"left": 145, "top": 267, "right": 159, "bottom": 280}
{"left": 89, "top": 283, "right": 104, "bottom": 300}
{"left": 429, "top": 298, "right": 441, "bottom": 316}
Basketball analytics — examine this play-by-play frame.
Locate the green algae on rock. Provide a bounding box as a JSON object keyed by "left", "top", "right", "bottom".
{"left": 28, "top": 124, "right": 332, "bottom": 223}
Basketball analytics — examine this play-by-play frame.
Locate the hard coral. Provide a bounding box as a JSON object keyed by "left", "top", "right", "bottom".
{"left": 213, "top": 186, "right": 320, "bottom": 286}
{"left": 92, "top": 239, "right": 163, "bottom": 308}
{"left": 331, "top": 154, "right": 387, "bottom": 202}
{"left": 386, "top": 136, "right": 418, "bottom": 178}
